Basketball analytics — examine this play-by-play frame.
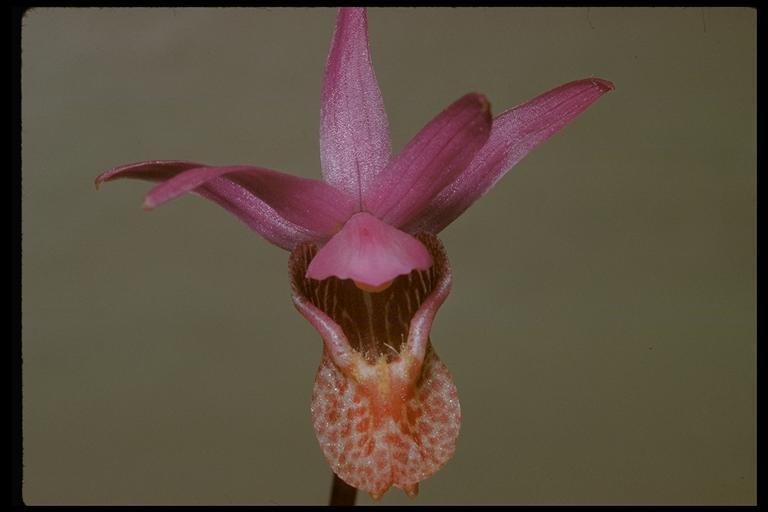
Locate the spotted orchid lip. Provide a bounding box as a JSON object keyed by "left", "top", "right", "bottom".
{"left": 290, "top": 233, "right": 460, "bottom": 497}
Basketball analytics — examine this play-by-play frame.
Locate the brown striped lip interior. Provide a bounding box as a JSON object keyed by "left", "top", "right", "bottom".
{"left": 291, "top": 233, "right": 446, "bottom": 364}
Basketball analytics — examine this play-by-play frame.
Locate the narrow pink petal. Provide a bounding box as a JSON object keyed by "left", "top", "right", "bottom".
{"left": 306, "top": 212, "right": 432, "bottom": 288}
{"left": 365, "top": 93, "right": 492, "bottom": 229}
{"left": 320, "top": 7, "right": 391, "bottom": 203}
{"left": 144, "top": 165, "right": 356, "bottom": 237}
{"left": 95, "top": 160, "right": 353, "bottom": 250}
{"left": 95, "top": 159, "right": 202, "bottom": 187}
{"left": 406, "top": 78, "right": 615, "bottom": 234}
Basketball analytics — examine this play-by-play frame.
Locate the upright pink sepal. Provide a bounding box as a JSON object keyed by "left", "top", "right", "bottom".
{"left": 306, "top": 212, "right": 432, "bottom": 288}
{"left": 365, "top": 93, "right": 492, "bottom": 229}
{"left": 320, "top": 7, "right": 391, "bottom": 203}
{"left": 407, "top": 78, "right": 614, "bottom": 234}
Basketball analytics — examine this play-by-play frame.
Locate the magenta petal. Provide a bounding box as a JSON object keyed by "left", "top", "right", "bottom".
{"left": 306, "top": 212, "right": 432, "bottom": 288}
{"left": 406, "top": 78, "right": 615, "bottom": 234}
{"left": 365, "top": 93, "right": 492, "bottom": 229}
{"left": 320, "top": 7, "right": 391, "bottom": 203}
{"left": 95, "top": 159, "right": 209, "bottom": 188}
{"left": 95, "top": 160, "right": 353, "bottom": 250}
{"left": 144, "top": 165, "right": 356, "bottom": 237}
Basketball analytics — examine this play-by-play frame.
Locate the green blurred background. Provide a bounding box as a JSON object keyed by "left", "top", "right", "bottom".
{"left": 22, "top": 7, "right": 755, "bottom": 505}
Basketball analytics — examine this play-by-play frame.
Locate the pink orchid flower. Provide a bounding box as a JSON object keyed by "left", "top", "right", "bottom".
{"left": 96, "top": 8, "right": 612, "bottom": 500}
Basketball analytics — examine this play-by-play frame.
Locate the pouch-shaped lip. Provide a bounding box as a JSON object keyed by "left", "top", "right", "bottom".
{"left": 289, "top": 233, "right": 460, "bottom": 497}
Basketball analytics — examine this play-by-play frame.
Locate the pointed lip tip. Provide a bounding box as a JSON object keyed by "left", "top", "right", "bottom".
{"left": 403, "top": 482, "right": 419, "bottom": 498}
{"left": 142, "top": 198, "right": 154, "bottom": 211}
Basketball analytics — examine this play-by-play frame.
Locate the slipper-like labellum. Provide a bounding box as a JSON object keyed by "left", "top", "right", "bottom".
{"left": 291, "top": 233, "right": 457, "bottom": 498}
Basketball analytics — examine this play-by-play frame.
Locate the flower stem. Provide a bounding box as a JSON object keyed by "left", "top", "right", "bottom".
{"left": 329, "top": 474, "right": 357, "bottom": 506}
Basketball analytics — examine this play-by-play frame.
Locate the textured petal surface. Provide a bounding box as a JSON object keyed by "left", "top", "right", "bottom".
{"left": 320, "top": 7, "right": 391, "bottom": 204}
{"left": 95, "top": 160, "right": 349, "bottom": 250}
{"left": 365, "top": 93, "right": 492, "bottom": 229}
{"left": 312, "top": 347, "right": 460, "bottom": 498}
{"left": 306, "top": 212, "right": 432, "bottom": 288}
{"left": 405, "top": 78, "right": 614, "bottom": 234}
{"left": 290, "top": 234, "right": 457, "bottom": 497}
{"left": 143, "top": 165, "right": 356, "bottom": 237}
